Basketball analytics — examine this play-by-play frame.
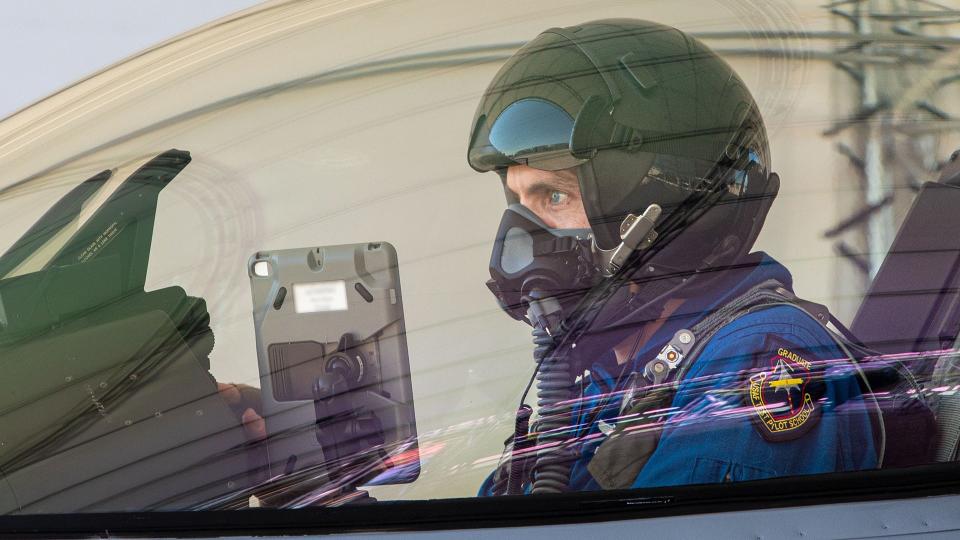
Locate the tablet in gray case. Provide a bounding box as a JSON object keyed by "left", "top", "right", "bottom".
{"left": 249, "top": 242, "right": 419, "bottom": 487}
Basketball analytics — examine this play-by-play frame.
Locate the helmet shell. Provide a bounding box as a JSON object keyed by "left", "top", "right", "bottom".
{"left": 468, "top": 19, "right": 771, "bottom": 254}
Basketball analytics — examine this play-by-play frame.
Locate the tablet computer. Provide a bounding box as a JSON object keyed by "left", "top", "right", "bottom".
{"left": 248, "top": 242, "right": 419, "bottom": 498}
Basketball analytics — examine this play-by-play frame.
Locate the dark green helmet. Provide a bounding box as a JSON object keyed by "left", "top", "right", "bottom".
{"left": 468, "top": 19, "right": 775, "bottom": 269}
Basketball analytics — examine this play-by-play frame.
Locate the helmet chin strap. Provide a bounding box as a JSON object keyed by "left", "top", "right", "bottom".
{"left": 592, "top": 204, "right": 662, "bottom": 276}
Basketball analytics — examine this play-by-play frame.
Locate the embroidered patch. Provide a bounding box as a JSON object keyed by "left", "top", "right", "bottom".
{"left": 749, "top": 345, "right": 821, "bottom": 442}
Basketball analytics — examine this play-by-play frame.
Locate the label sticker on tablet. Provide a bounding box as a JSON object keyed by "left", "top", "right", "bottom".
{"left": 293, "top": 281, "right": 348, "bottom": 313}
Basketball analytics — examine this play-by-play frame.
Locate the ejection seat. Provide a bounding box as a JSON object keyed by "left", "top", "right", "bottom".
{"left": 850, "top": 149, "right": 960, "bottom": 464}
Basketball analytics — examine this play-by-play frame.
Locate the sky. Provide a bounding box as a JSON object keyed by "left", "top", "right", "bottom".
{"left": 0, "top": 0, "right": 263, "bottom": 120}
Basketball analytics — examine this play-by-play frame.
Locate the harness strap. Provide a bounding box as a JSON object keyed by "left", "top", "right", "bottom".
{"left": 590, "top": 280, "right": 832, "bottom": 488}
{"left": 642, "top": 279, "right": 829, "bottom": 385}
{"left": 634, "top": 278, "right": 887, "bottom": 465}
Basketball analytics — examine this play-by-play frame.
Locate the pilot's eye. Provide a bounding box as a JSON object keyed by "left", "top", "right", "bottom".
{"left": 549, "top": 191, "right": 569, "bottom": 206}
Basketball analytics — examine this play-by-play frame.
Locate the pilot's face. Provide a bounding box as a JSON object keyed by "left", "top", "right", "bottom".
{"left": 504, "top": 165, "right": 591, "bottom": 230}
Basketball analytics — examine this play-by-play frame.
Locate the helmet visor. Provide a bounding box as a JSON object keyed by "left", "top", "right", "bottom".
{"left": 470, "top": 98, "right": 588, "bottom": 172}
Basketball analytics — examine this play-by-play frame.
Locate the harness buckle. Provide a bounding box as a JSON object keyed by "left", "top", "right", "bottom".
{"left": 644, "top": 329, "right": 696, "bottom": 385}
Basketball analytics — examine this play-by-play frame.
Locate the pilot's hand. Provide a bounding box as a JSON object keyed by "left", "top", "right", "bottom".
{"left": 217, "top": 382, "right": 266, "bottom": 441}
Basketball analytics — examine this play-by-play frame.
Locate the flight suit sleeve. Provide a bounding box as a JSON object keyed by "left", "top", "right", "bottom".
{"left": 629, "top": 306, "right": 878, "bottom": 488}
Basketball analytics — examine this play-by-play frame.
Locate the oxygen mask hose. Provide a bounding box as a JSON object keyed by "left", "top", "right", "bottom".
{"left": 525, "top": 292, "right": 577, "bottom": 494}
{"left": 506, "top": 404, "right": 532, "bottom": 495}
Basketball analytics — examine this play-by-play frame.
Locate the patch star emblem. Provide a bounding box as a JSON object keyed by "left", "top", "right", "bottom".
{"left": 770, "top": 358, "right": 801, "bottom": 395}
{"left": 749, "top": 346, "right": 820, "bottom": 442}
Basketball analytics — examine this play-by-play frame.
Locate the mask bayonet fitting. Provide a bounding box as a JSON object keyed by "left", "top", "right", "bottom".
{"left": 595, "top": 204, "right": 661, "bottom": 276}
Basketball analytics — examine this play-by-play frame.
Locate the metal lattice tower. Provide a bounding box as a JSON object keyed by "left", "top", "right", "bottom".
{"left": 821, "top": 0, "right": 960, "bottom": 279}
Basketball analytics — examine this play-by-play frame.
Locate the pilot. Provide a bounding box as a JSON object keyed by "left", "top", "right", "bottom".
{"left": 466, "top": 19, "right": 880, "bottom": 494}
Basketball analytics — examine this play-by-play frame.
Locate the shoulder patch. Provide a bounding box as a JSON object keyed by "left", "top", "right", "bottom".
{"left": 748, "top": 341, "right": 822, "bottom": 442}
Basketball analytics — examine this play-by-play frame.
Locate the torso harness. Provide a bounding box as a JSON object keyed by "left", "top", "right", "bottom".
{"left": 490, "top": 279, "right": 932, "bottom": 494}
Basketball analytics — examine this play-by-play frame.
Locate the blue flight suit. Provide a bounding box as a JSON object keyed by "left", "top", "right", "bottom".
{"left": 480, "top": 253, "right": 877, "bottom": 495}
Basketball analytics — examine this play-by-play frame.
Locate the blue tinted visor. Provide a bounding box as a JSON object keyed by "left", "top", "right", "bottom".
{"left": 469, "top": 98, "right": 588, "bottom": 172}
